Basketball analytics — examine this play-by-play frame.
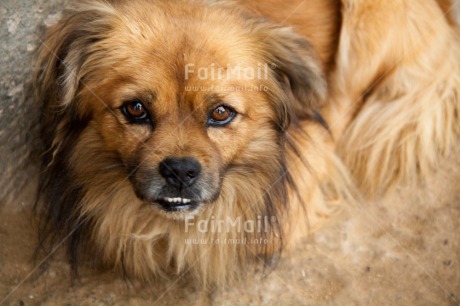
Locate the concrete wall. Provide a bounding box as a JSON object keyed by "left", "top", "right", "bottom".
{"left": 0, "top": 0, "right": 68, "bottom": 206}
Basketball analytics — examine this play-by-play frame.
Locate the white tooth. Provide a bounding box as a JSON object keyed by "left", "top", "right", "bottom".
{"left": 163, "top": 197, "right": 192, "bottom": 204}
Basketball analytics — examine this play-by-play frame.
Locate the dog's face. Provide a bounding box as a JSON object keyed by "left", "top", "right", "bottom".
{"left": 93, "top": 41, "right": 277, "bottom": 217}
{"left": 38, "top": 0, "right": 325, "bottom": 220}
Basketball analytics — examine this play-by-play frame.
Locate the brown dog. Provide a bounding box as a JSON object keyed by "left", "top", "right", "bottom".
{"left": 34, "top": 0, "right": 460, "bottom": 287}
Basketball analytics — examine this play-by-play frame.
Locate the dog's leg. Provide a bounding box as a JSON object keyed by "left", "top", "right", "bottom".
{"left": 329, "top": 0, "right": 460, "bottom": 197}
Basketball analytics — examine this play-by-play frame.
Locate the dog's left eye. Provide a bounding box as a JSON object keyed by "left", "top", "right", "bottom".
{"left": 121, "top": 100, "right": 151, "bottom": 124}
{"left": 208, "top": 105, "right": 236, "bottom": 127}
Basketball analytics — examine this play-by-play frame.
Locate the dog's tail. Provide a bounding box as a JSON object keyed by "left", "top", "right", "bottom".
{"left": 331, "top": 0, "right": 460, "bottom": 197}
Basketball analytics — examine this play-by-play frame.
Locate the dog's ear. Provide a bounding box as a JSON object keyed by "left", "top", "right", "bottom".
{"left": 257, "top": 25, "right": 327, "bottom": 131}
{"left": 35, "top": 4, "right": 115, "bottom": 110}
{"left": 34, "top": 3, "right": 116, "bottom": 151}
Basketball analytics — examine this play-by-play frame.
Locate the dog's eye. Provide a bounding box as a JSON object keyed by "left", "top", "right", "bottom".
{"left": 208, "top": 105, "right": 236, "bottom": 127}
{"left": 121, "top": 100, "right": 150, "bottom": 124}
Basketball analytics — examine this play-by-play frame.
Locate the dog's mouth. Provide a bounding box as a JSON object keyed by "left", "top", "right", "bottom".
{"left": 154, "top": 197, "right": 200, "bottom": 212}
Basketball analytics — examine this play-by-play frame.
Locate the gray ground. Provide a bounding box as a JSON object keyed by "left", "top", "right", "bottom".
{"left": 0, "top": 0, "right": 67, "bottom": 206}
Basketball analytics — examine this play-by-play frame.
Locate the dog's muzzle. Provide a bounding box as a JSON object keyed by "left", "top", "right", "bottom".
{"left": 131, "top": 155, "right": 220, "bottom": 215}
{"left": 155, "top": 157, "right": 202, "bottom": 211}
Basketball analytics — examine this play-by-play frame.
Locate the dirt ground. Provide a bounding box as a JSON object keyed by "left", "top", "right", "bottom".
{"left": 0, "top": 150, "right": 459, "bottom": 306}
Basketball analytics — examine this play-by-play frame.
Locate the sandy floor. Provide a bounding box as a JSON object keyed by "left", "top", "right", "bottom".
{"left": 0, "top": 151, "right": 459, "bottom": 306}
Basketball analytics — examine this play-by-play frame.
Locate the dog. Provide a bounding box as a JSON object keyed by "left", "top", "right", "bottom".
{"left": 34, "top": 0, "right": 460, "bottom": 287}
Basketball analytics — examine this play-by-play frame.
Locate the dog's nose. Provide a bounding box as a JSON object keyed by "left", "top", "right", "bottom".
{"left": 159, "top": 157, "right": 202, "bottom": 188}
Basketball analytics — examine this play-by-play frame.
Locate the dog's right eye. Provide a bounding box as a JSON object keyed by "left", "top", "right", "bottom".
{"left": 207, "top": 105, "right": 236, "bottom": 127}
{"left": 121, "top": 100, "right": 151, "bottom": 124}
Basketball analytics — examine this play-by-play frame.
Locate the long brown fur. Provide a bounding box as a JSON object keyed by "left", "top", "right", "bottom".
{"left": 331, "top": 0, "right": 460, "bottom": 196}
{"left": 34, "top": 0, "right": 459, "bottom": 288}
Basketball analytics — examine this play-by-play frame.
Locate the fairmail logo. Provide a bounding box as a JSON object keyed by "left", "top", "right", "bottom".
{"left": 184, "top": 62, "right": 276, "bottom": 81}
{"left": 184, "top": 215, "right": 277, "bottom": 233}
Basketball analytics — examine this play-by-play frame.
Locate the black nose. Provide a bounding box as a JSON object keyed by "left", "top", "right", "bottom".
{"left": 159, "top": 157, "right": 202, "bottom": 188}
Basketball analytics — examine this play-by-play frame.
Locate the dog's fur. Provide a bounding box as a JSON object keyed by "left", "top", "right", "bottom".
{"left": 34, "top": 0, "right": 460, "bottom": 287}
{"left": 332, "top": 0, "right": 460, "bottom": 196}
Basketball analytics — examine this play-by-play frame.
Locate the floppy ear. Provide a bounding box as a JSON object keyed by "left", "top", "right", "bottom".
{"left": 34, "top": 3, "right": 116, "bottom": 152}
{"left": 258, "top": 25, "right": 327, "bottom": 131}
{"left": 35, "top": 4, "right": 115, "bottom": 110}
